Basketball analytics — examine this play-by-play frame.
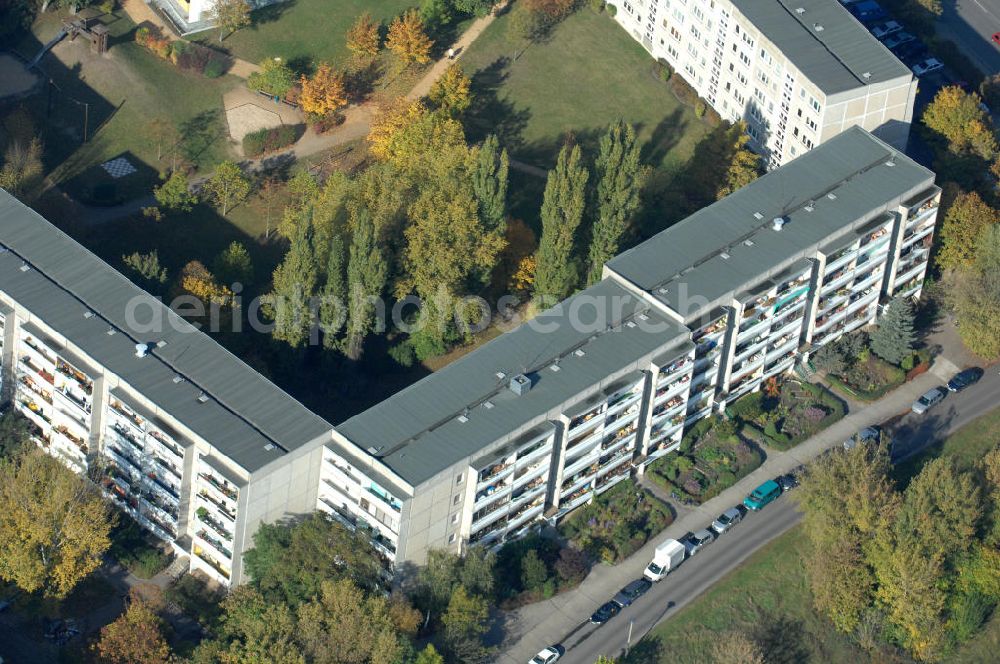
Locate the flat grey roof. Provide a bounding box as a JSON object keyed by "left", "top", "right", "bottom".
{"left": 0, "top": 190, "right": 333, "bottom": 474}
{"left": 607, "top": 127, "right": 934, "bottom": 317}
{"left": 734, "top": 0, "right": 912, "bottom": 95}
{"left": 338, "top": 279, "right": 690, "bottom": 487}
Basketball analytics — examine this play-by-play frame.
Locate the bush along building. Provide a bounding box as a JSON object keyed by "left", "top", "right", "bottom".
{"left": 610, "top": 0, "right": 917, "bottom": 168}
{"left": 0, "top": 127, "right": 938, "bottom": 584}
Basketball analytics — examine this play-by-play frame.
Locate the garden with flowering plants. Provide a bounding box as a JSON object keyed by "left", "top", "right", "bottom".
{"left": 731, "top": 378, "right": 846, "bottom": 451}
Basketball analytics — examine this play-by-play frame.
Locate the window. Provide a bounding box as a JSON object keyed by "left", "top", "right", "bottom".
{"left": 448, "top": 533, "right": 457, "bottom": 544}
{"left": 455, "top": 474, "right": 463, "bottom": 485}
{"left": 453, "top": 494, "right": 461, "bottom": 506}
{"left": 451, "top": 513, "right": 459, "bottom": 525}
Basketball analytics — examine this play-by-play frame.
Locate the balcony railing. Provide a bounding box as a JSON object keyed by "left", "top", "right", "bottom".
{"left": 199, "top": 490, "right": 237, "bottom": 522}
{"left": 197, "top": 508, "right": 234, "bottom": 541}
{"left": 200, "top": 472, "right": 237, "bottom": 500}
{"left": 193, "top": 547, "right": 231, "bottom": 580}
{"left": 56, "top": 360, "right": 93, "bottom": 395}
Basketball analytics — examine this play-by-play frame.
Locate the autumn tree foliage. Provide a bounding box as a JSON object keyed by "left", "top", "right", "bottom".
{"left": 0, "top": 449, "right": 115, "bottom": 597}
{"left": 94, "top": 593, "right": 172, "bottom": 664}
{"left": 346, "top": 12, "right": 381, "bottom": 60}
{"left": 387, "top": 10, "right": 433, "bottom": 65}
{"left": 180, "top": 260, "right": 234, "bottom": 306}
{"left": 525, "top": 0, "right": 578, "bottom": 19}
{"left": 535, "top": 143, "right": 589, "bottom": 302}
{"left": 936, "top": 189, "right": 1000, "bottom": 271}
{"left": 428, "top": 64, "right": 473, "bottom": 117}
{"left": 300, "top": 64, "right": 348, "bottom": 118}
{"left": 203, "top": 160, "right": 251, "bottom": 216}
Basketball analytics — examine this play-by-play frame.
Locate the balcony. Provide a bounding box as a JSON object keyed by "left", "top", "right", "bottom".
{"left": 902, "top": 222, "right": 934, "bottom": 247}
{"left": 55, "top": 386, "right": 91, "bottom": 418}
{"left": 734, "top": 335, "right": 768, "bottom": 362}
{"left": 108, "top": 445, "right": 143, "bottom": 475}
{"left": 112, "top": 423, "right": 145, "bottom": 454}
{"left": 18, "top": 375, "right": 52, "bottom": 405}
{"left": 562, "top": 445, "right": 601, "bottom": 479}
{"left": 199, "top": 472, "right": 237, "bottom": 500}
{"left": 692, "top": 317, "right": 727, "bottom": 342}
{"left": 153, "top": 455, "right": 182, "bottom": 481}
{"left": 141, "top": 491, "right": 179, "bottom": 523}
{"left": 825, "top": 245, "right": 859, "bottom": 273}
{"left": 56, "top": 360, "right": 93, "bottom": 395}
{"left": 604, "top": 402, "right": 640, "bottom": 430}
{"left": 569, "top": 405, "right": 605, "bottom": 432}
{"left": 474, "top": 479, "right": 511, "bottom": 507}
{"left": 193, "top": 547, "right": 231, "bottom": 581}
{"left": 110, "top": 402, "right": 145, "bottom": 433}
{"left": 478, "top": 460, "right": 514, "bottom": 486}
{"left": 596, "top": 464, "right": 631, "bottom": 491}
{"left": 508, "top": 501, "right": 544, "bottom": 531}
{"left": 196, "top": 507, "right": 234, "bottom": 541}
{"left": 559, "top": 488, "right": 592, "bottom": 512}
{"left": 197, "top": 529, "right": 233, "bottom": 560}
{"left": 198, "top": 490, "right": 237, "bottom": 522}
{"left": 149, "top": 474, "right": 180, "bottom": 502}
{"left": 655, "top": 373, "right": 690, "bottom": 401}
{"left": 739, "top": 310, "right": 772, "bottom": 335}
{"left": 821, "top": 269, "right": 853, "bottom": 294}
{"left": 472, "top": 496, "right": 511, "bottom": 529}
{"left": 22, "top": 338, "right": 56, "bottom": 369}
{"left": 606, "top": 387, "right": 641, "bottom": 411}
{"left": 148, "top": 430, "right": 184, "bottom": 461}
{"left": 860, "top": 226, "right": 890, "bottom": 249}
{"left": 52, "top": 425, "right": 87, "bottom": 454}
{"left": 894, "top": 262, "right": 927, "bottom": 290}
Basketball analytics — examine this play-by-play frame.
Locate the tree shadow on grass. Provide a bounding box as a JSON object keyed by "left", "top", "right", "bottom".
{"left": 753, "top": 612, "right": 811, "bottom": 664}
{"left": 465, "top": 56, "right": 531, "bottom": 150}
{"left": 178, "top": 108, "right": 225, "bottom": 164}
{"left": 247, "top": 0, "right": 298, "bottom": 28}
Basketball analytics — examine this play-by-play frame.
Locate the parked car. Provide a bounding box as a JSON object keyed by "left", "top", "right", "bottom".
{"left": 871, "top": 20, "right": 903, "bottom": 39}
{"left": 613, "top": 578, "right": 652, "bottom": 608}
{"left": 948, "top": 367, "right": 984, "bottom": 392}
{"left": 530, "top": 645, "right": 564, "bottom": 664}
{"left": 683, "top": 528, "right": 716, "bottom": 556}
{"left": 711, "top": 506, "right": 745, "bottom": 534}
{"left": 911, "top": 387, "right": 946, "bottom": 414}
{"left": 776, "top": 473, "right": 799, "bottom": 492}
{"left": 882, "top": 31, "right": 916, "bottom": 51}
{"left": 993, "top": 32, "right": 1000, "bottom": 47}
{"left": 590, "top": 600, "right": 621, "bottom": 624}
{"left": 850, "top": 0, "right": 887, "bottom": 23}
{"left": 844, "top": 425, "right": 881, "bottom": 450}
{"left": 911, "top": 58, "right": 943, "bottom": 77}
{"left": 744, "top": 479, "right": 782, "bottom": 511}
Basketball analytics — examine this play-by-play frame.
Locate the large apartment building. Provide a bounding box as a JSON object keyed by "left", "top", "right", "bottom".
{"left": 610, "top": 0, "right": 917, "bottom": 167}
{"left": 0, "top": 127, "right": 939, "bottom": 582}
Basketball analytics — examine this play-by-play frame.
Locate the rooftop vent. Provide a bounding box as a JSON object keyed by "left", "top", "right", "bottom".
{"left": 772, "top": 216, "right": 788, "bottom": 231}
{"left": 19, "top": 263, "right": 30, "bottom": 272}
{"left": 753, "top": 212, "right": 764, "bottom": 220}
{"left": 626, "top": 320, "right": 637, "bottom": 328}
{"left": 106, "top": 328, "right": 116, "bottom": 336}
{"left": 885, "top": 160, "right": 896, "bottom": 167}
{"left": 863, "top": 72, "right": 872, "bottom": 80}
{"left": 264, "top": 443, "right": 276, "bottom": 451}
{"left": 827, "top": 192, "right": 837, "bottom": 201}
{"left": 720, "top": 251, "right": 731, "bottom": 260}
{"left": 744, "top": 239, "right": 755, "bottom": 247}
{"left": 197, "top": 393, "right": 209, "bottom": 404}
{"left": 135, "top": 343, "right": 150, "bottom": 358}
{"left": 483, "top": 401, "right": 494, "bottom": 410}
{"left": 795, "top": 7, "right": 805, "bottom": 13}
{"left": 550, "top": 364, "right": 561, "bottom": 372}
{"left": 574, "top": 349, "right": 586, "bottom": 358}
{"left": 457, "top": 411, "right": 469, "bottom": 424}
{"left": 495, "top": 371, "right": 506, "bottom": 381}
{"left": 510, "top": 373, "right": 532, "bottom": 395}
{"left": 156, "top": 340, "right": 167, "bottom": 348}
{"left": 813, "top": 23, "right": 824, "bottom": 31}
{"left": 367, "top": 446, "right": 382, "bottom": 455}
{"left": 172, "top": 375, "right": 185, "bottom": 384}
{"left": 638, "top": 312, "right": 649, "bottom": 321}
{"left": 83, "top": 311, "right": 95, "bottom": 319}
{"left": 804, "top": 202, "right": 815, "bottom": 212}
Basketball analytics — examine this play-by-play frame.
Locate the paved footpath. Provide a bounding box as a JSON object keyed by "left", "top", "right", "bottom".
{"left": 406, "top": 12, "right": 498, "bottom": 100}
{"left": 496, "top": 360, "right": 956, "bottom": 663}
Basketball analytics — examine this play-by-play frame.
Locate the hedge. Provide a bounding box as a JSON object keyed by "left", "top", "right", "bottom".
{"left": 242, "top": 124, "right": 303, "bottom": 157}
{"left": 135, "top": 27, "right": 230, "bottom": 78}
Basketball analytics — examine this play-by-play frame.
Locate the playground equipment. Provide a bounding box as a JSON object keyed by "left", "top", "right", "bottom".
{"left": 29, "top": 16, "right": 109, "bottom": 67}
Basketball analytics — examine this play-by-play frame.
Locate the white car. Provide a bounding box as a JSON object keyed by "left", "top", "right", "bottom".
{"left": 911, "top": 387, "right": 945, "bottom": 415}
{"left": 871, "top": 20, "right": 902, "bottom": 39}
{"left": 530, "top": 646, "right": 564, "bottom": 664}
{"left": 911, "top": 58, "right": 943, "bottom": 77}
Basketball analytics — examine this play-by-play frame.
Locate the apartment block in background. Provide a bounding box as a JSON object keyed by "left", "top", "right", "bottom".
{"left": 611, "top": 0, "right": 917, "bottom": 167}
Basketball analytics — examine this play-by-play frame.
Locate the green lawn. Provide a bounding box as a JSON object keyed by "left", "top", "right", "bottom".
{"left": 195, "top": 0, "right": 415, "bottom": 67}
{"left": 460, "top": 8, "right": 710, "bottom": 171}
{"left": 9, "top": 10, "right": 237, "bottom": 198}
{"left": 629, "top": 405, "right": 1000, "bottom": 663}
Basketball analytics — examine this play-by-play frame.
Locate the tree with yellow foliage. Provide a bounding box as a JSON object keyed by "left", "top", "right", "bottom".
{"left": 94, "top": 592, "right": 172, "bottom": 664}
{"left": 180, "top": 261, "right": 235, "bottom": 306}
{"left": 299, "top": 64, "right": 348, "bottom": 119}
{"left": 428, "top": 64, "right": 472, "bottom": 117}
{"left": 367, "top": 99, "right": 465, "bottom": 172}
{"left": 386, "top": 10, "right": 433, "bottom": 66}
{"left": 0, "top": 449, "right": 115, "bottom": 597}
{"left": 346, "top": 12, "right": 381, "bottom": 60}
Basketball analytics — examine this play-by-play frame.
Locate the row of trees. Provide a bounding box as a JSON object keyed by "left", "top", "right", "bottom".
{"left": 266, "top": 97, "right": 510, "bottom": 360}
{"left": 920, "top": 85, "right": 1000, "bottom": 358}
{"left": 799, "top": 441, "right": 1000, "bottom": 661}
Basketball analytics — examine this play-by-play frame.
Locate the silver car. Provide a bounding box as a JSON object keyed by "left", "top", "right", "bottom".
{"left": 911, "top": 387, "right": 945, "bottom": 415}
{"left": 711, "top": 507, "right": 744, "bottom": 534}
{"left": 684, "top": 528, "right": 716, "bottom": 555}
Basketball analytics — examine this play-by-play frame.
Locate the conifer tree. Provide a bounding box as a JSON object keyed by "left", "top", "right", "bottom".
{"left": 269, "top": 210, "right": 319, "bottom": 348}
{"left": 586, "top": 120, "right": 648, "bottom": 285}
{"left": 471, "top": 134, "right": 509, "bottom": 287}
{"left": 535, "top": 143, "right": 588, "bottom": 302}
{"left": 870, "top": 296, "right": 916, "bottom": 365}
{"left": 346, "top": 209, "right": 388, "bottom": 360}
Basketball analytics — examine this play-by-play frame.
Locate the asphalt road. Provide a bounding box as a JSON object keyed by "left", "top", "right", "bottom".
{"left": 940, "top": 0, "right": 1000, "bottom": 76}
{"left": 552, "top": 369, "right": 1000, "bottom": 664}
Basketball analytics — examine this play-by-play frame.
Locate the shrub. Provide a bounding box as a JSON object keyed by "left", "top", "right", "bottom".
{"left": 669, "top": 75, "right": 699, "bottom": 106}
{"left": 729, "top": 392, "right": 764, "bottom": 422}
{"left": 242, "top": 124, "right": 302, "bottom": 157}
{"left": 126, "top": 547, "right": 173, "bottom": 579}
{"left": 311, "top": 113, "right": 346, "bottom": 134}
{"left": 695, "top": 101, "right": 706, "bottom": 117}
{"left": 606, "top": 3, "right": 616, "bottom": 16}
{"left": 203, "top": 54, "right": 228, "bottom": 78}
{"left": 141, "top": 206, "right": 163, "bottom": 221}
{"left": 99, "top": 0, "right": 115, "bottom": 13}
{"left": 388, "top": 341, "right": 415, "bottom": 368}
{"left": 589, "top": 0, "right": 605, "bottom": 11}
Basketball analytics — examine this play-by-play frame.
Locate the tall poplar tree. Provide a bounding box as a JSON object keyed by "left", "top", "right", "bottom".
{"left": 586, "top": 120, "right": 648, "bottom": 285}
{"left": 535, "top": 143, "right": 588, "bottom": 302}
{"left": 346, "top": 208, "right": 388, "bottom": 361}
{"left": 319, "top": 232, "right": 347, "bottom": 349}
{"left": 471, "top": 134, "right": 510, "bottom": 287}
{"left": 270, "top": 210, "right": 319, "bottom": 348}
